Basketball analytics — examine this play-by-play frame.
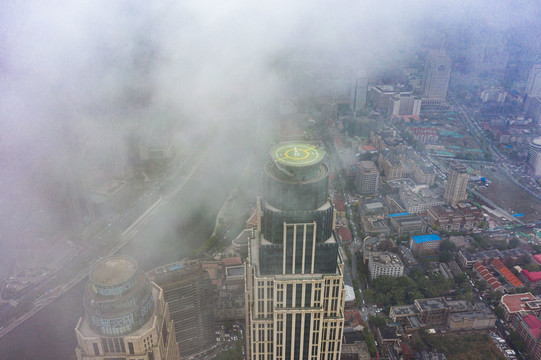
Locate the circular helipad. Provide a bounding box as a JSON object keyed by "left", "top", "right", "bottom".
{"left": 271, "top": 143, "right": 324, "bottom": 167}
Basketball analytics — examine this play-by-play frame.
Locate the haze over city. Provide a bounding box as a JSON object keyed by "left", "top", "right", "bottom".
{"left": 2, "top": 1, "right": 541, "bottom": 359}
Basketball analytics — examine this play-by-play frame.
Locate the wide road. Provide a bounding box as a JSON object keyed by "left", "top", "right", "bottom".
{"left": 0, "top": 132, "right": 255, "bottom": 360}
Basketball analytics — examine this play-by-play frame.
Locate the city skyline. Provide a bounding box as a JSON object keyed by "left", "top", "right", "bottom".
{"left": 2, "top": 1, "right": 541, "bottom": 359}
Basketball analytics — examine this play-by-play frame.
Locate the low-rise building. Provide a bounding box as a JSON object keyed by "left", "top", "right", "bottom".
{"left": 500, "top": 293, "right": 541, "bottom": 322}
{"left": 473, "top": 262, "right": 504, "bottom": 292}
{"left": 389, "top": 213, "right": 426, "bottom": 236}
{"left": 399, "top": 185, "right": 444, "bottom": 214}
{"left": 360, "top": 201, "right": 390, "bottom": 236}
{"left": 448, "top": 309, "right": 497, "bottom": 331}
{"left": 427, "top": 202, "right": 483, "bottom": 232}
{"left": 521, "top": 270, "right": 541, "bottom": 289}
{"left": 491, "top": 259, "right": 524, "bottom": 288}
{"left": 409, "top": 234, "right": 441, "bottom": 255}
{"left": 459, "top": 248, "right": 531, "bottom": 269}
{"left": 389, "top": 297, "right": 490, "bottom": 331}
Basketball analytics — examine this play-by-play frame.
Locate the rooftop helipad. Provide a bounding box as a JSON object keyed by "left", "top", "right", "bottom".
{"left": 271, "top": 143, "right": 324, "bottom": 167}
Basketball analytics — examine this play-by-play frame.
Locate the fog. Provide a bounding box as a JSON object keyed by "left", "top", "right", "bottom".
{"left": 1, "top": 0, "right": 540, "bottom": 271}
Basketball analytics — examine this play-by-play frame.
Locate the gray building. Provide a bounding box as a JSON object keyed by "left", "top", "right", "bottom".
{"left": 421, "top": 50, "right": 451, "bottom": 108}
{"left": 148, "top": 261, "right": 215, "bottom": 358}
{"left": 356, "top": 161, "right": 379, "bottom": 195}
{"left": 444, "top": 162, "right": 468, "bottom": 206}
{"left": 389, "top": 214, "right": 426, "bottom": 236}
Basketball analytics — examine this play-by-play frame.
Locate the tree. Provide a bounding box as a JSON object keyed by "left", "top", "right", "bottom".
{"left": 439, "top": 250, "right": 453, "bottom": 263}
{"left": 508, "top": 237, "right": 520, "bottom": 249}
{"left": 364, "top": 329, "right": 377, "bottom": 357}
{"left": 509, "top": 330, "right": 526, "bottom": 352}
{"left": 369, "top": 315, "right": 386, "bottom": 329}
{"left": 440, "top": 240, "right": 457, "bottom": 252}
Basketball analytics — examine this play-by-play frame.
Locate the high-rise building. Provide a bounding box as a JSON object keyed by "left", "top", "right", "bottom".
{"left": 525, "top": 65, "right": 541, "bottom": 110}
{"left": 389, "top": 94, "right": 422, "bottom": 117}
{"left": 148, "top": 260, "right": 215, "bottom": 358}
{"left": 351, "top": 74, "right": 368, "bottom": 116}
{"left": 443, "top": 162, "right": 468, "bottom": 206}
{"left": 245, "top": 142, "right": 345, "bottom": 360}
{"left": 529, "top": 137, "right": 541, "bottom": 176}
{"left": 75, "top": 256, "right": 180, "bottom": 360}
{"left": 368, "top": 252, "right": 404, "bottom": 279}
{"left": 355, "top": 161, "right": 379, "bottom": 195}
{"left": 421, "top": 50, "right": 451, "bottom": 108}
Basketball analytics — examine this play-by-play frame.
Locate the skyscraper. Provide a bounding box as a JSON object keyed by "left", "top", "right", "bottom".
{"left": 443, "top": 162, "right": 468, "bottom": 206}
{"left": 525, "top": 65, "right": 541, "bottom": 110}
{"left": 529, "top": 137, "right": 541, "bottom": 176}
{"left": 421, "top": 50, "right": 451, "bottom": 108}
{"left": 245, "top": 142, "right": 345, "bottom": 360}
{"left": 351, "top": 74, "right": 368, "bottom": 116}
{"left": 75, "top": 256, "right": 180, "bottom": 360}
{"left": 148, "top": 261, "right": 216, "bottom": 358}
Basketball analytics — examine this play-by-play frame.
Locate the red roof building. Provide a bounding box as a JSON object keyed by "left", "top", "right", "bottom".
{"left": 516, "top": 315, "right": 541, "bottom": 359}
{"left": 532, "top": 254, "right": 541, "bottom": 265}
{"left": 337, "top": 227, "right": 352, "bottom": 242}
{"left": 333, "top": 198, "right": 346, "bottom": 213}
{"left": 362, "top": 145, "right": 377, "bottom": 153}
{"left": 521, "top": 270, "right": 541, "bottom": 289}
{"left": 500, "top": 292, "right": 541, "bottom": 321}
{"left": 492, "top": 259, "right": 523, "bottom": 288}
{"left": 473, "top": 262, "right": 503, "bottom": 291}
{"left": 222, "top": 256, "right": 242, "bottom": 267}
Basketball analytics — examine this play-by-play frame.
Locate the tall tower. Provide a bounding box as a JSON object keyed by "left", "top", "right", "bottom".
{"left": 148, "top": 261, "right": 216, "bottom": 358}
{"left": 75, "top": 256, "right": 180, "bottom": 360}
{"left": 421, "top": 50, "right": 451, "bottom": 108}
{"left": 525, "top": 65, "right": 541, "bottom": 110}
{"left": 529, "top": 137, "right": 541, "bottom": 176}
{"left": 245, "top": 142, "right": 345, "bottom": 360}
{"left": 444, "top": 162, "right": 468, "bottom": 206}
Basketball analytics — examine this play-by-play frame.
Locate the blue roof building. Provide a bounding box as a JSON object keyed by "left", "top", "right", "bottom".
{"left": 410, "top": 234, "right": 441, "bottom": 254}
{"left": 411, "top": 234, "right": 441, "bottom": 243}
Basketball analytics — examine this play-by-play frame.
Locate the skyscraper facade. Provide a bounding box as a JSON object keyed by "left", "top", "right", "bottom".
{"left": 245, "top": 142, "right": 345, "bottom": 360}
{"left": 148, "top": 260, "right": 216, "bottom": 358}
{"left": 75, "top": 256, "right": 180, "bottom": 360}
{"left": 525, "top": 65, "right": 541, "bottom": 110}
{"left": 529, "top": 137, "right": 541, "bottom": 176}
{"left": 443, "top": 162, "right": 468, "bottom": 206}
{"left": 421, "top": 50, "right": 451, "bottom": 108}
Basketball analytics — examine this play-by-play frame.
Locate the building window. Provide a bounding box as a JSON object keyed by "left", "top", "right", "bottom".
{"left": 93, "top": 343, "right": 100, "bottom": 356}
{"left": 128, "top": 342, "right": 134, "bottom": 355}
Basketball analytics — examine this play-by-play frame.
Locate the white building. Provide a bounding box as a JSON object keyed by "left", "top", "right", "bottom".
{"left": 529, "top": 137, "right": 541, "bottom": 176}
{"left": 368, "top": 252, "right": 404, "bottom": 279}
{"left": 389, "top": 94, "right": 422, "bottom": 117}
